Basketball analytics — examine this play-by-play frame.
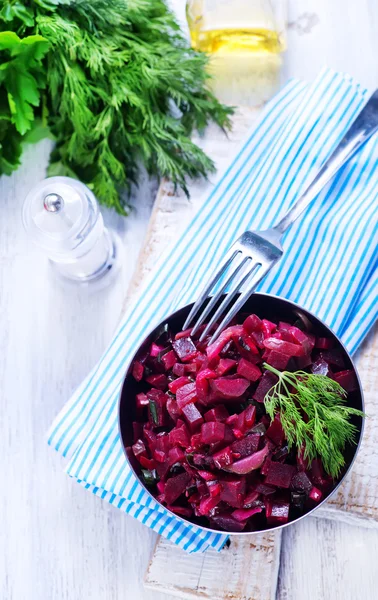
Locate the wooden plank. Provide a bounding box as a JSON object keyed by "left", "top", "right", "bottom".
{"left": 145, "top": 532, "right": 281, "bottom": 600}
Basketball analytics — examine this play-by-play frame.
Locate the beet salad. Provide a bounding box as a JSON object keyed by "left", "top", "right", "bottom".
{"left": 127, "top": 312, "right": 363, "bottom": 532}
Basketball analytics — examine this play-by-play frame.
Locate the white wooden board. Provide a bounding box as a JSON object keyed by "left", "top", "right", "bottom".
{"left": 145, "top": 533, "right": 281, "bottom": 600}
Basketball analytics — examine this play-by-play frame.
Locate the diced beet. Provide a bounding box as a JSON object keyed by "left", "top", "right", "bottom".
{"left": 197, "top": 470, "right": 217, "bottom": 482}
{"left": 190, "top": 433, "right": 203, "bottom": 450}
{"left": 231, "top": 433, "right": 261, "bottom": 458}
{"left": 254, "top": 482, "right": 276, "bottom": 495}
{"left": 224, "top": 444, "right": 270, "bottom": 474}
{"left": 196, "top": 368, "right": 217, "bottom": 400}
{"left": 264, "top": 350, "right": 291, "bottom": 370}
{"left": 168, "top": 446, "right": 185, "bottom": 466}
{"left": 315, "top": 337, "right": 335, "bottom": 349}
{"left": 266, "top": 414, "right": 285, "bottom": 446}
{"left": 132, "top": 361, "right": 144, "bottom": 381}
{"left": 211, "top": 514, "right": 246, "bottom": 532}
{"left": 211, "top": 377, "right": 250, "bottom": 400}
{"left": 278, "top": 321, "right": 291, "bottom": 332}
{"left": 309, "top": 486, "right": 323, "bottom": 502}
{"left": 201, "top": 421, "right": 226, "bottom": 444}
{"left": 184, "top": 362, "right": 198, "bottom": 373}
{"left": 153, "top": 449, "right": 166, "bottom": 463}
{"left": 161, "top": 350, "right": 177, "bottom": 371}
{"left": 181, "top": 402, "right": 204, "bottom": 431}
{"left": 166, "top": 397, "right": 181, "bottom": 422}
{"left": 243, "top": 490, "right": 260, "bottom": 506}
{"left": 333, "top": 369, "right": 358, "bottom": 392}
{"left": 226, "top": 413, "right": 238, "bottom": 426}
{"left": 208, "top": 482, "right": 222, "bottom": 497}
{"left": 168, "top": 376, "right": 192, "bottom": 394}
{"left": 146, "top": 373, "right": 168, "bottom": 390}
{"left": 216, "top": 358, "right": 237, "bottom": 376}
{"left": 132, "top": 439, "right": 147, "bottom": 460}
{"left": 320, "top": 349, "right": 346, "bottom": 370}
{"left": 288, "top": 326, "right": 314, "bottom": 353}
{"left": 155, "top": 460, "right": 170, "bottom": 481}
{"left": 172, "top": 363, "right": 186, "bottom": 377}
{"left": 265, "top": 462, "right": 296, "bottom": 488}
{"left": 267, "top": 501, "right": 289, "bottom": 525}
{"left": 310, "top": 458, "right": 327, "bottom": 487}
{"left": 150, "top": 343, "right": 164, "bottom": 357}
{"left": 271, "top": 332, "right": 282, "bottom": 340}
{"left": 212, "top": 446, "right": 233, "bottom": 469}
{"left": 176, "top": 382, "right": 197, "bottom": 409}
{"left": 311, "top": 357, "right": 332, "bottom": 377}
{"left": 263, "top": 337, "right": 305, "bottom": 357}
{"left": 204, "top": 405, "right": 229, "bottom": 422}
{"left": 194, "top": 354, "right": 206, "bottom": 371}
{"left": 243, "top": 314, "right": 262, "bottom": 334}
{"left": 240, "top": 404, "right": 256, "bottom": 431}
{"left": 199, "top": 495, "right": 220, "bottom": 515}
{"left": 167, "top": 505, "right": 193, "bottom": 518}
{"left": 169, "top": 424, "right": 190, "bottom": 448}
{"left": 175, "top": 328, "right": 193, "bottom": 340}
{"left": 231, "top": 506, "right": 263, "bottom": 521}
{"left": 206, "top": 325, "right": 244, "bottom": 361}
{"left": 264, "top": 497, "right": 273, "bottom": 518}
{"left": 156, "top": 481, "right": 165, "bottom": 494}
{"left": 156, "top": 433, "right": 170, "bottom": 453}
{"left": 253, "top": 371, "right": 279, "bottom": 402}
{"left": 172, "top": 337, "right": 197, "bottom": 362}
{"left": 136, "top": 392, "right": 149, "bottom": 408}
{"left": 143, "top": 427, "right": 157, "bottom": 452}
{"left": 291, "top": 471, "right": 312, "bottom": 494}
{"left": 262, "top": 319, "right": 277, "bottom": 338}
{"left": 237, "top": 358, "right": 262, "bottom": 382}
{"left": 232, "top": 428, "right": 243, "bottom": 440}
{"left": 251, "top": 330, "right": 265, "bottom": 348}
{"left": 139, "top": 456, "right": 156, "bottom": 470}
{"left": 164, "top": 472, "right": 191, "bottom": 505}
{"left": 219, "top": 477, "right": 246, "bottom": 507}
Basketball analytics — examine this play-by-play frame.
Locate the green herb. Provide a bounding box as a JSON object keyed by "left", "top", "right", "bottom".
{"left": 0, "top": 30, "right": 49, "bottom": 173}
{"left": 263, "top": 363, "right": 365, "bottom": 478}
{"left": 0, "top": 0, "right": 233, "bottom": 213}
{"left": 148, "top": 399, "right": 158, "bottom": 426}
{"left": 141, "top": 468, "right": 157, "bottom": 487}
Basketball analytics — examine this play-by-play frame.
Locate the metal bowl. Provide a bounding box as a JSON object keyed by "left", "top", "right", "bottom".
{"left": 118, "top": 293, "right": 364, "bottom": 535}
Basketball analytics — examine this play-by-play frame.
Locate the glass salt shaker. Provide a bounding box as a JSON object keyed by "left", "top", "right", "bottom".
{"left": 22, "top": 176, "right": 121, "bottom": 284}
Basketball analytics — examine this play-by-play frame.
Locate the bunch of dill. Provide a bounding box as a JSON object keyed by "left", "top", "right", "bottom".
{"left": 0, "top": 0, "right": 233, "bottom": 213}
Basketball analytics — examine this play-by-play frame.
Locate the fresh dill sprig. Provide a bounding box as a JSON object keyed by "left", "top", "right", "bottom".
{"left": 263, "top": 363, "right": 364, "bottom": 479}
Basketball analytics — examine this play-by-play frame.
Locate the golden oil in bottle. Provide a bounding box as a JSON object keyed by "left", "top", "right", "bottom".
{"left": 186, "top": 0, "right": 286, "bottom": 105}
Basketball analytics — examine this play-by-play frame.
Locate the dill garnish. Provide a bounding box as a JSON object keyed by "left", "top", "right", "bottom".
{"left": 263, "top": 363, "right": 364, "bottom": 478}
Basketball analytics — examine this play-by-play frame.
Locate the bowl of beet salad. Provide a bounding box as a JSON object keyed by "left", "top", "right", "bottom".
{"left": 118, "top": 294, "right": 364, "bottom": 535}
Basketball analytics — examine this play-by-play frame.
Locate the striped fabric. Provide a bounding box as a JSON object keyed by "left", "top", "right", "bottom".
{"left": 48, "top": 69, "right": 378, "bottom": 553}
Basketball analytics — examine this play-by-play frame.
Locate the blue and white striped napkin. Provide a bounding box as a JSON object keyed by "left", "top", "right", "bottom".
{"left": 48, "top": 68, "right": 378, "bottom": 553}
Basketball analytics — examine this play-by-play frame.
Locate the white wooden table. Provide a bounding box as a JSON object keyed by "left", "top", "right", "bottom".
{"left": 1, "top": 1, "right": 377, "bottom": 599}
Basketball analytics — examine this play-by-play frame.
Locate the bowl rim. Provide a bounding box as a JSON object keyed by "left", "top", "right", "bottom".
{"left": 118, "top": 292, "right": 365, "bottom": 536}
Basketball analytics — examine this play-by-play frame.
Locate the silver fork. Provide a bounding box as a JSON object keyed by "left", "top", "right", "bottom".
{"left": 183, "top": 90, "right": 378, "bottom": 344}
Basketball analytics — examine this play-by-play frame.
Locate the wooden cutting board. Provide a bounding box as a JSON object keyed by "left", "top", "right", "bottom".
{"left": 122, "top": 108, "right": 378, "bottom": 600}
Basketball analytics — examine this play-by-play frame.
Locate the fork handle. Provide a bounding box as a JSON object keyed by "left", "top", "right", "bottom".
{"left": 274, "top": 90, "right": 378, "bottom": 235}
